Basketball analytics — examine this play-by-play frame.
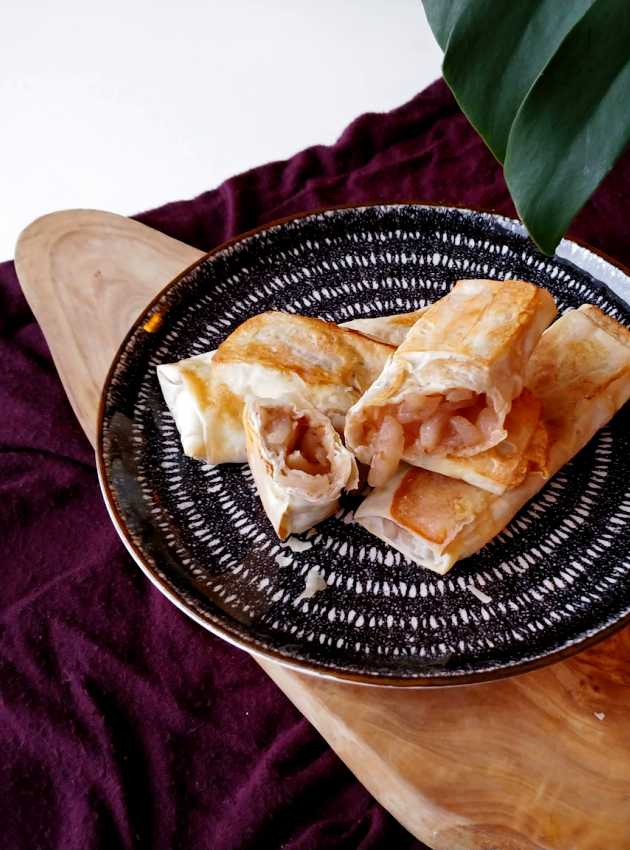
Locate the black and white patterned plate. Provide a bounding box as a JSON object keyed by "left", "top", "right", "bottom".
{"left": 98, "top": 204, "right": 630, "bottom": 685}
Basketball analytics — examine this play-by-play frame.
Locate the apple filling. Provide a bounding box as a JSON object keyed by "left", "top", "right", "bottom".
{"left": 262, "top": 408, "right": 332, "bottom": 476}
{"left": 365, "top": 390, "right": 497, "bottom": 487}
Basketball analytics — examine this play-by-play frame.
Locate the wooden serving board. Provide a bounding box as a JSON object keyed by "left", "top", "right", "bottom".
{"left": 15, "top": 210, "right": 630, "bottom": 850}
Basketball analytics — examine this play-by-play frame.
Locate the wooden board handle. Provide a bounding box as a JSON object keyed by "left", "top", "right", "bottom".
{"left": 15, "top": 209, "right": 205, "bottom": 442}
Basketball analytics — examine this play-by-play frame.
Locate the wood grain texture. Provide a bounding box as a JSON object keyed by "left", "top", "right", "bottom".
{"left": 15, "top": 210, "right": 204, "bottom": 443}
{"left": 14, "top": 209, "right": 630, "bottom": 850}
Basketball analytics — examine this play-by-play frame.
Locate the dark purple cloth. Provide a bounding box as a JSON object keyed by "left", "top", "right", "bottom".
{"left": 3, "top": 79, "right": 630, "bottom": 850}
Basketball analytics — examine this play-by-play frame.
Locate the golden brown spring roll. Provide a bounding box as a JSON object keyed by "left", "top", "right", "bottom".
{"left": 346, "top": 304, "right": 551, "bottom": 496}
{"left": 157, "top": 312, "right": 393, "bottom": 465}
{"left": 345, "top": 279, "right": 557, "bottom": 486}
{"left": 243, "top": 396, "right": 358, "bottom": 539}
{"left": 340, "top": 307, "right": 428, "bottom": 346}
{"left": 355, "top": 305, "right": 630, "bottom": 574}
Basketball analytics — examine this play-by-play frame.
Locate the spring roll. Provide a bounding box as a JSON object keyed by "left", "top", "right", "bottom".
{"left": 340, "top": 307, "right": 428, "bottom": 346}
{"left": 345, "top": 279, "right": 557, "bottom": 487}
{"left": 157, "top": 312, "right": 392, "bottom": 465}
{"left": 355, "top": 305, "right": 630, "bottom": 574}
{"left": 243, "top": 396, "right": 359, "bottom": 539}
{"left": 344, "top": 307, "right": 550, "bottom": 496}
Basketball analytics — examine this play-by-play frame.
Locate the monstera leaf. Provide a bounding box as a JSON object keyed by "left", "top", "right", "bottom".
{"left": 422, "top": 0, "right": 630, "bottom": 254}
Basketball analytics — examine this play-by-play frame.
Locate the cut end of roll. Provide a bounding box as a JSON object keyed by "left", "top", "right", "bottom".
{"left": 348, "top": 387, "right": 505, "bottom": 488}
{"left": 244, "top": 396, "right": 359, "bottom": 539}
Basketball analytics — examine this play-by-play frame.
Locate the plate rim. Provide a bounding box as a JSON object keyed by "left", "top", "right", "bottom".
{"left": 96, "top": 200, "right": 630, "bottom": 688}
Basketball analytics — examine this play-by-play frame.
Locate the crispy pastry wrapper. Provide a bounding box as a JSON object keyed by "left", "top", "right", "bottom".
{"left": 340, "top": 308, "right": 428, "bottom": 346}
{"left": 243, "top": 396, "right": 359, "bottom": 540}
{"left": 345, "top": 280, "right": 557, "bottom": 481}
{"left": 157, "top": 311, "right": 392, "bottom": 465}
{"left": 157, "top": 351, "right": 221, "bottom": 461}
{"left": 355, "top": 305, "right": 630, "bottom": 574}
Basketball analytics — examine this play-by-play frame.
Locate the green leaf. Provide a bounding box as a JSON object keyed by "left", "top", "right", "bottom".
{"left": 440, "top": 0, "right": 595, "bottom": 161}
{"left": 421, "top": 0, "right": 469, "bottom": 51}
{"left": 421, "top": 0, "right": 630, "bottom": 255}
{"left": 505, "top": 0, "right": 630, "bottom": 254}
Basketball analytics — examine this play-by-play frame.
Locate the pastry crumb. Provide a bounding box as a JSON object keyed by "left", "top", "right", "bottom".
{"left": 282, "top": 536, "right": 313, "bottom": 552}
{"left": 468, "top": 584, "right": 492, "bottom": 605}
{"left": 275, "top": 552, "right": 293, "bottom": 568}
{"left": 296, "top": 566, "right": 327, "bottom": 602}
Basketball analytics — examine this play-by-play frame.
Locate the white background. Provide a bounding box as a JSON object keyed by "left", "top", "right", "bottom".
{"left": 0, "top": 0, "right": 441, "bottom": 259}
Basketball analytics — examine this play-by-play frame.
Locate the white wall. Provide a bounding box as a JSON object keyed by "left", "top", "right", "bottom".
{"left": 0, "top": 0, "right": 442, "bottom": 258}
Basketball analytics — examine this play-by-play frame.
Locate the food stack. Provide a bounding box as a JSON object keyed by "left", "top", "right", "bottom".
{"left": 157, "top": 279, "right": 630, "bottom": 574}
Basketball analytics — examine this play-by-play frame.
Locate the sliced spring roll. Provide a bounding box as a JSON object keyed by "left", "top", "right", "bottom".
{"left": 340, "top": 307, "right": 427, "bottom": 346}
{"left": 243, "top": 396, "right": 359, "bottom": 539}
{"left": 157, "top": 312, "right": 393, "bottom": 465}
{"left": 355, "top": 305, "right": 630, "bottom": 574}
{"left": 345, "top": 279, "right": 557, "bottom": 487}
{"left": 412, "top": 388, "right": 548, "bottom": 495}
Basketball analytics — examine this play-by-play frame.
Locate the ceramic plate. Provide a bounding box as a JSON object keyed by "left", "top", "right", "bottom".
{"left": 98, "top": 204, "right": 630, "bottom": 686}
